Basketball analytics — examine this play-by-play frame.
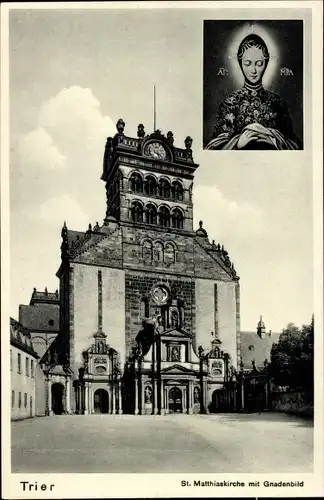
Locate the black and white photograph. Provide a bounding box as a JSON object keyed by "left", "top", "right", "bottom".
{"left": 203, "top": 20, "right": 303, "bottom": 150}
{"left": 1, "top": 2, "right": 323, "bottom": 499}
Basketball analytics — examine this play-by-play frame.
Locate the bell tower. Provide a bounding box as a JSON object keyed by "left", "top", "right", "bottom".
{"left": 101, "top": 119, "right": 199, "bottom": 234}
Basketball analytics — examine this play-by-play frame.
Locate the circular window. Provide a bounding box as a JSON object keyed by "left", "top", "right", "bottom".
{"left": 249, "top": 345, "right": 255, "bottom": 351}
{"left": 151, "top": 285, "right": 169, "bottom": 305}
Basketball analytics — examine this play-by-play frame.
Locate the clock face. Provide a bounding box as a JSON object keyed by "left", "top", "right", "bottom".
{"left": 146, "top": 142, "right": 167, "bottom": 160}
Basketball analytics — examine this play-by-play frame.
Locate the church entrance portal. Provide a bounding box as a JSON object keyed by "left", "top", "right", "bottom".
{"left": 168, "top": 387, "right": 183, "bottom": 413}
{"left": 94, "top": 389, "right": 109, "bottom": 414}
{"left": 51, "top": 383, "right": 64, "bottom": 415}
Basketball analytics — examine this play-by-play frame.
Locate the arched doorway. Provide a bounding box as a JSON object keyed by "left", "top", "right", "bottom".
{"left": 51, "top": 383, "right": 64, "bottom": 415}
{"left": 211, "top": 389, "right": 226, "bottom": 413}
{"left": 94, "top": 389, "right": 109, "bottom": 414}
{"left": 168, "top": 387, "right": 183, "bottom": 413}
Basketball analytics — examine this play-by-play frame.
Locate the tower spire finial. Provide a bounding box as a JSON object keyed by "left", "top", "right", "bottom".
{"left": 153, "top": 85, "right": 156, "bottom": 131}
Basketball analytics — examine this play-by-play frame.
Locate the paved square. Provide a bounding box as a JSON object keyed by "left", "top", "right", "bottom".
{"left": 11, "top": 413, "right": 313, "bottom": 473}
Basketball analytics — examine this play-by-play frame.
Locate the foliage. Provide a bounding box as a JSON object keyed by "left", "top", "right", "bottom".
{"left": 269, "top": 317, "right": 314, "bottom": 394}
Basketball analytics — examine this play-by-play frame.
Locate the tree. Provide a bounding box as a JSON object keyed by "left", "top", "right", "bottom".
{"left": 269, "top": 317, "right": 314, "bottom": 395}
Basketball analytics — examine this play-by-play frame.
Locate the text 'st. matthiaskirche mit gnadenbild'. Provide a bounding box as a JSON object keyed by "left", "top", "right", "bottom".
{"left": 23, "top": 119, "right": 243, "bottom": 416}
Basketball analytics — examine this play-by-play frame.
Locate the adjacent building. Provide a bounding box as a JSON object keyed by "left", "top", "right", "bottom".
{"left": 10, "top": 318, "right": 39, "bottom": 420}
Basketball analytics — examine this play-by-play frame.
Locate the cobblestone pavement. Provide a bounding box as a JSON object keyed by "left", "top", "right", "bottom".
{"left": 11, "top": 412, "right": 313, "bottom": 473}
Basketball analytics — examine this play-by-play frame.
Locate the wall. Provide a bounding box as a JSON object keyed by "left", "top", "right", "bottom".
{"left": 195, "top": 279, "right": 237, "bottom": 367}
{"left": 271, "top": 391, "right": 313, "bottom": 417}
{"left": 72, "top": 263, "right": 125, "bottom": 372}
{"left": 11, "top": 345, "right": 37, "bottom": 420}
{"left": 35, "top": 364, "right": 46, "bottom": 416}
{"left": 125, "top": 270, "right": 195, "bottom": 356}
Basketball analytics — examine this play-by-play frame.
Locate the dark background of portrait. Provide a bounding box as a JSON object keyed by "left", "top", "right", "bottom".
{"left": 203, "top": 20, "right": 304, "bottom": 148}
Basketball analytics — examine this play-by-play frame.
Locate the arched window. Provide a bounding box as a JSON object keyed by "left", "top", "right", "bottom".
{"left": 130, "top": 201, "right": 143, "bottom": 223}
{"left": 171, "top": 208, "right": 184, "bottom": 229}
{"left": 142, "top": 240, "right": 153, "bottom": 260}
{"left": 144, "top": 176, "right": 157, "bottom": 196}
{"left": 159, "top": 179, "right": 171, "bottom": 198}
{"left": 140, "top": 298, "right": 150, "bottom": 318}
{"left": 172, "top": 181, "right": 184, "bottom": 201}
{"left": 159, "top": 206, "right": 170, "bottom": 227}
{"left": 145, "top": 204, "right": 157, "bottom": 225}
{"left": 129, "top": 173, "right": 143, "bottom": 193}
{"left": 154, "top": 242, "right": 164, "bottom": 261}
{"left": 164, "top": 243, "right": 175, "bottom": 263}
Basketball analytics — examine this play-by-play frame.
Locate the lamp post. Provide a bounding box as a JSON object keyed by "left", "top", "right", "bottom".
{"left": 223, "top": 352, "right": 230, "bottom": 410}
{"left": 264, "top": 358, "right": 270, "bottom": 411}
{"left": 198, "top": 345, "right": 206, "bottom": 414}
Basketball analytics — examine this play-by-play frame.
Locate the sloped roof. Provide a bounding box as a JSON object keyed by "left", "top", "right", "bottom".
{"left": 240, "top": 330, "right": 281, "bottom": 369}
{"left": 10, "top": 317, "right": 39, "bottom": 358}
{"left": 19, "top": 302, "right": 59, "bottom": 332}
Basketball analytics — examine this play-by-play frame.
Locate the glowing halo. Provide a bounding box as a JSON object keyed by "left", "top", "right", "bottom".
{"left": 227, "top": 22, "right": 281, "bottom": 89}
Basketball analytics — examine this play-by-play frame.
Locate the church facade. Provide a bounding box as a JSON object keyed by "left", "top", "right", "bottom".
{"left": 41, "top": 120, "right": 241, "bottom": 416}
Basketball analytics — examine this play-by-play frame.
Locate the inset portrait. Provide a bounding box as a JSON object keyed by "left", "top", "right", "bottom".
{"left": 203, "top": 20, "right": 303, "bottom": 150}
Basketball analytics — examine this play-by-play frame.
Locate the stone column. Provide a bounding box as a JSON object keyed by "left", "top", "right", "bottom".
{"left": 160, "top": 380, "right": 165, "bottom": 415}
{"left": 183, "top": 387, "right": 187, "bottom": 414}
{"left": 140, "top": 379, "right": 145, "bottom": 415}
{"left": 45, "top": 377, "right": 52, "bottom": 416}
{"left": 108, "top": 384, "right": 112, "bottom": 414}
{"left": 188, "top": 381, "right": 193, "bottom": 414}
{"left": 84, "top": 383, "right": 89, "bottom": 415}
{"left": 164, "top": 386, "right": 169, "bottom": 414}
{"left": 154, "top": 380, "right": 158, "bottom": 415}
{"left": 118, "top": 381, "right": 123, "bottom": 414}
{"left": 134, "top": 378, "right": 139, "bottom": 415}
{"left": 65, "top": 377, "right": 71, "bottom": 414}
{"left": 112, "top": 385, "right": 116, "bottom": 415}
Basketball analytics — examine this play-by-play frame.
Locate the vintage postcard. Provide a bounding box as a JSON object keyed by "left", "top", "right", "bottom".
{"left": 1, "top": 1, "right": 323, "bottom": 499}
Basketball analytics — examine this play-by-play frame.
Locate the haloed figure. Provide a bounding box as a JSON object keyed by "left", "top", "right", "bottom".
{"left": 206, "top": 34, "right": 300, "bottom": 150}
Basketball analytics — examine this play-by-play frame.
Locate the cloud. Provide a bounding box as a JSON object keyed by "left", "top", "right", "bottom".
{"left": 39, "top": 194, "right": 89, "bottom": 230}
{"left": 18, "top": 127, "right": 66, "bottom": 169}
{"left": 38, "top": 86, "right": 116, "bottom": 156}
{"left": 193, "top": 184, "right": 266, "bottom": 243}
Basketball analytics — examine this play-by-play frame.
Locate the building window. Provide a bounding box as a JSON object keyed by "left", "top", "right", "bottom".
{"left": 159, "top": 179, "right": 171, "bottom": 198}
{"left": 172, "top": 181, "right": 184, "bottom": 201}
{"left": 140, "top": 298, "right": 150, "bottom": 318}
{"left": 10, "top": 349, "right": 12, "bottom": 371}
{"left": 164, "top": 243, "right": 175, "bottom": 264}
{"left": 12, "top": 390, "right": 15, "bottom": 409}
{"left": 153, "top": 242, "right": 164, "bottom": 262}
{"left": 24, "top": 393, "right": 27, "bottom": 408}
{"left": 142, "top": 240, "right": 153, "bottom": 261}
{"left": 17, "top": 353, "right": 21, "bottom": 374}
{"left": 130, "top": 201, "right": 144, "bottom": 223}
{"left": 26, "top": 357, "right": 29, "bottom": 377}
{"left": 144, "top": 175, "right": 157, "bottom": 196}
{"left": 171, "top": 208, "right": 184, "bottom": 229}
{"left": 159, "top": 206, "right": 170, "bottom": 227}
{"left": 18, "top": 392, "right": 22, "bottom": 408}
{"left": 145, "top": 204, "right": 157, "bottom": 225}
{"left": 31, "top": 360, "right": 34, "bottom": 378}
{"left": 129, "top": 173, "right": 143, "bottom": 193}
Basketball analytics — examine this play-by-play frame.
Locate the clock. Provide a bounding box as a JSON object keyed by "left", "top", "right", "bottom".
{"left": 146, "top": 142, "right": 167, "bottom": 160}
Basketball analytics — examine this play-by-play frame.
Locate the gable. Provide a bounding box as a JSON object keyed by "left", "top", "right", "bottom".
{"left": 161, "top": 363, "right": 199, "bottom": 374}
{"left": 161, "top": 328, "right": 191, "bottom": 340}
{"left": 194, "top": 239, "right": 235, "bottom": 281}
{"left": 70, "top": 226, "right": 123, "bottom": 268}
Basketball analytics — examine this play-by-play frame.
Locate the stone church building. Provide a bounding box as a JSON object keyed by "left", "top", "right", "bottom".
{"left": 40, "top": 120, "right": 241, "bottom": 416}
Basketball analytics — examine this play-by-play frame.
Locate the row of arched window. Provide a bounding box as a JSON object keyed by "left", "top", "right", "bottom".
{"left": 131, "top": 202, "right": 184, "bottom": 229}
{"left": 142, "top": 239, "right": 176, "bottom": 263}
{"left": 130, "top": 173, "right": 184, "bottom": 201}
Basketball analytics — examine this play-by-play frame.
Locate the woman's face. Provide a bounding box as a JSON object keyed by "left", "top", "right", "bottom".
{"left": 241, "top": 46, "right": 267, "bottom": 84}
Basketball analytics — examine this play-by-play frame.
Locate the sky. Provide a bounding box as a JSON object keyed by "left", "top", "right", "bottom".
{"left": 8, "top": 7, "right": 314, "bottom": 332}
